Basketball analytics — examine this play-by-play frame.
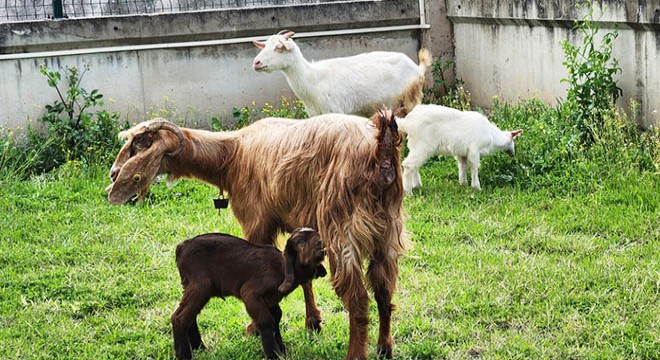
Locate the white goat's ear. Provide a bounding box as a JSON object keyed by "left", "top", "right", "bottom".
{"left": 252, "top": 40, "right": 265, "bottom": 49}
{"left": 511, "top": 129, "right": 523, "bottom": 139}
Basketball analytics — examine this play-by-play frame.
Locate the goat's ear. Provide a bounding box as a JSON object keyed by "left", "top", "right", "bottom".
{"left": 107, "top": 142, "right": 167, "bottom": 205}
{"left": 278, "top": 243, "right": 296, "bottom": 294}
{"left": 252, "top": 40, "right": 265, "bottom": 49}
{"left": 511, "top": 129, "right": 523, "bottom": 139}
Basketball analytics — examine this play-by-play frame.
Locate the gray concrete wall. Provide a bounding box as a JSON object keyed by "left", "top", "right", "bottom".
{"left": 0, "top": 0, "right": 425, "bottom": 128}
{"left": 447, "top": 0, "right": 660, "bottom": 128}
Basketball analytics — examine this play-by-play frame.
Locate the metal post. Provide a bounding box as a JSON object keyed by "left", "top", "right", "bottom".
{"left": 53, "top": 0, "right": 64, "bottom": 19}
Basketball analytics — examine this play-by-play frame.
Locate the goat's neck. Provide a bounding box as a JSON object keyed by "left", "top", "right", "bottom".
{"left": 281, "top": 50, "right": 318, "bottom": 99}
{"left": 165, "top": 129, "right": 237, "bottom": 191}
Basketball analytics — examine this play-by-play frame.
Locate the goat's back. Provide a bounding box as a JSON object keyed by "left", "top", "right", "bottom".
{"left": 399, "top": 104, "right": 503, "bottom": 157}
{"left": 291, "top": 52, "right": 426, "bottom": 115}
{"left": 226, "top": 113, "right": 404, "bottom": 259}
{"left": 176, "top": 233, "right": 283, "bottom": 297}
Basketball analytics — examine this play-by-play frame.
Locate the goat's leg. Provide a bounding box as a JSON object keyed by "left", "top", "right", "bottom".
{"left": 244, "top": 299, "right": 280, "bottom": 360}
{"left": 171, "top": 287, "right": 210, "bottom": 360}
{"left": 187, "top": 318, "right": 206, "bottom": 351}
{"left": 330, "top": 249, "right": 370, "bottom": 360}
{"left": 302, "top": 280, "right": 323, "bottom": 332}
{"left": 241, "top": 220, "right": 291, "bottom": 335}
{"left": 468, "top": 152, "right": 481, "bottom": 190}
{"left": 402, "top": 146, "right": 431, "bottom": 192}
{"left": 269, "top": 305, "right": 286, "bottom": 355}
{"left": 456, "top": 155, "right": 469, "bottom": 186}
{"left": 367, "top": 249, "right": 399, "bottom": 359}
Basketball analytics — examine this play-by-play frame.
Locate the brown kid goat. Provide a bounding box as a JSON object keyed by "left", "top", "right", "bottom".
{"left": 106, "top": 109, "right": 406, "bottom": 360}
{"left": 172, "top": 227, "right": 326, "bottom": 360}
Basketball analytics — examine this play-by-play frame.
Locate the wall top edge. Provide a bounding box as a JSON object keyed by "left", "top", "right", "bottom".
{"left": 446, "top": 0, "right": 660, "bottom": 25}
{"left": 0, "top": 0, "right": 420, "bottom": 54}
{"left": 447, "top": 15, "right": 660, "bottom": 31}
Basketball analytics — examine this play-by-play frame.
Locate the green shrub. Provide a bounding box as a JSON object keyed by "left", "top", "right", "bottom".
{"left": 424, "top": 56, "right": 472, "bottom": 110}
{"left": 28, "top": 64, "right": 123, "bottom": 172}
{"left": 560, "top": 1, "right": 623, "bottom": 144}
{"left": 482, "top": 99, "right": 659, "bottom": 193}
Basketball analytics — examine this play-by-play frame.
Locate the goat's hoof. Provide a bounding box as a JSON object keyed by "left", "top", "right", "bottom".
{"left": 245, "top": 322, "right": 260, "bottom": 336}
{"left": 305, "top": 318, "right": 322, "bottom": 333}
{"left": 376, "top": 345, "right": 393, "bottom": 359}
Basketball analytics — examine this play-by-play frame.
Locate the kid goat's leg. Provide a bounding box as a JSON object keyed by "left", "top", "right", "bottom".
{"left": 244, "top": 298, "right": 280, "bottom": 360}
{"left": 243, "top": 221, "right": 322, "bottom": 334}
{"left": 402, "top": 144, "right": 431, "bottom": 192}
{"left": 468, "top": 152, "right": 481, "bottom": 190}
{"left": 269, "top": 305, "right": 286, "bottom": 355}
{"left": 456, "top": 156, "right": 469, "bottom": 186}
{"left": 171, "top": 286, "right": 211, "bottom": 360}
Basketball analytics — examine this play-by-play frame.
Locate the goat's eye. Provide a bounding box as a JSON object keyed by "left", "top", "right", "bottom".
{"left": 132, "top": 173, "right": 142, "bottom": 183}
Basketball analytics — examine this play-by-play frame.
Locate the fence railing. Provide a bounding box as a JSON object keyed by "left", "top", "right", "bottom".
{"left": 1, "top": 0, "right": 338, "bottom": 22}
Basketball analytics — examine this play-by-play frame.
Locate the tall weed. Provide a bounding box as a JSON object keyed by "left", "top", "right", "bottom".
{"left": 28, "top": 64, "right": 123, "bottom": 172}
{"left": 560, "top": 1, "right": 623, "bottom": 144}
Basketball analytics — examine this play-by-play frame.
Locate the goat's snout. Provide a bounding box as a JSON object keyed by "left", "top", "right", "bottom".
{"left": 109, "top": 166, "right": 121, "bottom": 182}
{"left": 253, "top": 60, "right": 266, "bottom": 72}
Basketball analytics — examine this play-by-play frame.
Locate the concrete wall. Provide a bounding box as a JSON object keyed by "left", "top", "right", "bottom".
{"left": 446, "top": 0, "right": 660, "bottom": 128}
{"left": 0, "top": 0, "right": 425, "bottom": 128}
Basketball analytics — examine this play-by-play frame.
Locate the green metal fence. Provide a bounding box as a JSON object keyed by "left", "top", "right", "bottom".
{"left": 1, "top": 0, "right": 335, "bottom": 22}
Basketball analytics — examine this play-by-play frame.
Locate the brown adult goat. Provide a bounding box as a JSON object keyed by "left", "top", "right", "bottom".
{"left": 106, "top": 110, "right": 406, "bottom": 360}
{"left": 172, "top": 227, "right": 326, "bottom": 360}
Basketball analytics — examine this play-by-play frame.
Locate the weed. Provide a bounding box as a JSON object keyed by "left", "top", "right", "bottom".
{"left": 560, "top": 1, "right": 623, "bottom": 144}
{"left": 27, "top": 64, "right": 123, "bottom": 172}
{"left": 424, "top": 56, "right": 472, "bottom": 110}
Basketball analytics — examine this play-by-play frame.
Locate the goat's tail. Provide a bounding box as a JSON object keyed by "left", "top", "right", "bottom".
{"left": 373, "top": 108, "right": 403, "bottom": 188}
{"left": 175, "top": 240, "right": 189, "bottom": 262}
{"left": 417, "top": 48, "right": 432, "bottom": 74}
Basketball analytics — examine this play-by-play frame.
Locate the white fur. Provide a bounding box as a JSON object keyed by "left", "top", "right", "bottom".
{"left": 398, "top": 104, "right": 522, "bottom": 192}
{"left": 253, "top": 31, "right": 431, "bottom": 116}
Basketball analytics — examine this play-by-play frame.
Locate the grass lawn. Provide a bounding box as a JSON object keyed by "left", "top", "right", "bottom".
{"left": 1, "top": 148, "right": 658, "bottom": 359}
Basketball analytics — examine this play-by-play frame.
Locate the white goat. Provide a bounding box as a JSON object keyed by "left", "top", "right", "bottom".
{"left": 397, "top": 104, "right": 523, "bottom": 192}
{"left": 252, "top": 30, "right": 432, "bottom": 117}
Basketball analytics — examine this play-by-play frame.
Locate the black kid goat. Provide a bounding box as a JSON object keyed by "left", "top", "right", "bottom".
{"left": 171, "top": 227, "right": 326, "bottom": 360}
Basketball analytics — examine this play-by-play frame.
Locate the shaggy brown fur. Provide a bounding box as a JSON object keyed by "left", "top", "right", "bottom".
{"left": 107, "top": 110, "right": 405, "bottom": 360}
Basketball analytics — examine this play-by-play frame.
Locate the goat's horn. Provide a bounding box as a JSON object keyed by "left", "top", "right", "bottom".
{"left": 145, "top": 120, "right": 185, "bottom": 157}
{"left": 277, "top": 29, "right": 295, "bottom": 39}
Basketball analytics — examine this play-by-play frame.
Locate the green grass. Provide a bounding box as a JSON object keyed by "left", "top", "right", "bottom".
{"left": 1, "top": 102, "right": 659, "bottom": 359}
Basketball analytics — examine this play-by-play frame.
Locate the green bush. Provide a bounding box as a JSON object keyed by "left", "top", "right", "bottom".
{"left": 27, "top": 64, "right": 123, "bottom": 172}
{"left": 560, "top": 2, "right": 623, "bottom": 144}
{"left": 483, "top": 99, "right": 659, "bottom": 193}
{"left": 424, "top": 56, "right": 472, "bottom": 110}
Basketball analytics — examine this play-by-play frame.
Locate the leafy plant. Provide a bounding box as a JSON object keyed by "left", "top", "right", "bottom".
{"left": 28, "top": 64, "right": 123, "bottom": 172}
{"left": 560, "top": 1, "right": 623, "bottom": 144}
{"left": 424, "top": 56, "right": 472, "bottom": 110}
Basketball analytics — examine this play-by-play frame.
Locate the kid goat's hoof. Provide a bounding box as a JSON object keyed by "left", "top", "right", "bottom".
{"left": 306, "top": 317, "right": 323, "bottom": 332}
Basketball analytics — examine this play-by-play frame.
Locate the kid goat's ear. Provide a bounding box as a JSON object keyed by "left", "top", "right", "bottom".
{"left": 511, "top": 129, "right": 523, "bottom": 139}
{"left": 278, "top": 242, "right": 296, "bottom": 293}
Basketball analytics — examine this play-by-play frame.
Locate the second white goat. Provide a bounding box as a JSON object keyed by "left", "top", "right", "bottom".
{"left": 397, "top": 104, "right": 522, "bottom": 192}
{"left": 253, "top": 30, "right": 432, "bottom": 117}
